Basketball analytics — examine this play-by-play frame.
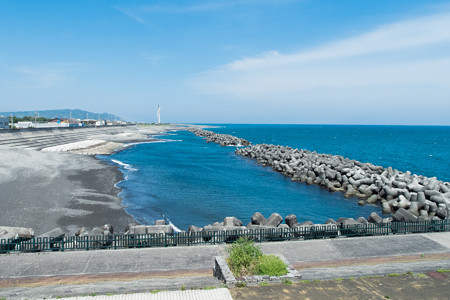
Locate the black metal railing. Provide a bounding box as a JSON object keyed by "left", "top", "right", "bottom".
{"left": 1, "top": 219, "right": 449, "bottom": 254}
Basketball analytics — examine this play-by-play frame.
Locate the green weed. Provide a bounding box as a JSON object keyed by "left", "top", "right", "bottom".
{"left": 282, "top": 278, "right": 293, "bottom": 285}
{"left": 300, "top": 280, "right": 310, "bottom": 283}
{"left": 227, "top": 237, "right": 262, "bottom": 277}
{"left": 258, "top": 254, "right": 288, "bottom": 276}
{"left": 226, "top": 237, "right": 287, "bottom": 277}
{"left": 436, "top": 269, "right": 450, "bottom": 273}
{"left": 259, "top": 281, "right": 269, "bottom": 286}
{"left": 404, "top": 271, "right": 413, "bottom": 276}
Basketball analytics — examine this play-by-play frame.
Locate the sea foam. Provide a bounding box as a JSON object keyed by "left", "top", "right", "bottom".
{"left": 111, "top": 159, "right": 138, "bottom": 172}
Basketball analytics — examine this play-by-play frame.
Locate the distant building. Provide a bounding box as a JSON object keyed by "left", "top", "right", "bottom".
{"left": 34, "top": 122, "right": 70, "bottom": 128}
{"left": 15, "top": 122, "right": 33, "bottom": 129}
{"left": 48, "top": 118, "right": 70, "bottom": 124}
{"left": 80, "top": 119, "right": 97, "bottom": 126}
{"left": 0, "top": 116, "right": 9, "bottom": 129}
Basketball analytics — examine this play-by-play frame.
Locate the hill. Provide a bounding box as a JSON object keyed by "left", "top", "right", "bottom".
{"left": 0, "top": 109, "right": 122, "bottom": 121}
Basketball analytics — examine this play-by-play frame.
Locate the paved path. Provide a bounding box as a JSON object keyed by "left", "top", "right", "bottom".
{"left": 48, "top": 288, "right": 233, "bottom": 300}
{"left": 1, "top": 232, "right": 450, "bottom": 299}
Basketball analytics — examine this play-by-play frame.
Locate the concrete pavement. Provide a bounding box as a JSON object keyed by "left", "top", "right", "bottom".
{"left": 47, "top": 288, "right": 233, "bottom": 300}
{"left": 1, "top": 232, "right": 450, "bottom": 298}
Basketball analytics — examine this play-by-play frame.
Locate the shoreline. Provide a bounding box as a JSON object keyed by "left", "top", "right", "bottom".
{"left": 0, "top": 124, "right": 188, "bottom": 235}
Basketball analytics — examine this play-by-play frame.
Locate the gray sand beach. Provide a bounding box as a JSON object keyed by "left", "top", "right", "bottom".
{"left": 0, "top": 125, "right": 184, "bottom": 235}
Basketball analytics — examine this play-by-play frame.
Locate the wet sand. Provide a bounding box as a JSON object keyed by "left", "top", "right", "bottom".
{"left": 0, "top": 125, "right": 186, "bottom": 235}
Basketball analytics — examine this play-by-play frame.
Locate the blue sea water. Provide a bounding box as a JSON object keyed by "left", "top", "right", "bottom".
{"left": 103, "top": 125, "right": 450, "bottom": 230}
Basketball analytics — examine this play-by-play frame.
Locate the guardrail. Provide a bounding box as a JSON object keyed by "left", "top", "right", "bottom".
{"left": 1, "top": 219, "right": 449, "bottom": 254}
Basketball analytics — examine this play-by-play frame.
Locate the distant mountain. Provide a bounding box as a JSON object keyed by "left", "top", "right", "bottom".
{"left": 0, "top": 109, "right": 122, "bottom": 121}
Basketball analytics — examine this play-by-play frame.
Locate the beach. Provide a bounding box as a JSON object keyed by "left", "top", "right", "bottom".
{"left": 0, "top": 125, "right": 184, "bottom": 235}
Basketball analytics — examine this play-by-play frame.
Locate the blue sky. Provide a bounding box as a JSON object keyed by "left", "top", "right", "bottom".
{"left": 1, "top": 0, "right": 449, "bottom": 124}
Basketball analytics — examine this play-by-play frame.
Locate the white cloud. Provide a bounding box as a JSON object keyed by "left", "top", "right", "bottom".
{"left": 189, "top": 11, "right": 450, "bottom": 100}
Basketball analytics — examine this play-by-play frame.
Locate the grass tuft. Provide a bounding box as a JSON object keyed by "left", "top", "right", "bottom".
{"left": 258, "top": 254, "right": 288, "bottom": 276}
{"left": 404, "top": 271, "right": 413, "bottom": 276}
{"left": 300, "top": 280, "right": 310, "bottom": 283}
{"left": 227, "top": 237, "right": 262, "bottom": 277}
{"left": 436, "top": 269, "right": 450, "bottom": 273}
{"left": 227, "top": 237, "right": 287, "bottom": 277}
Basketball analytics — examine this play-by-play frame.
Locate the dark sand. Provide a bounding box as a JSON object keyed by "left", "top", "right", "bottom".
{"left": 0, "top": 125, "right": 186, "bottom": 235}
{"left": 0, "top": 149, "right": 135, "bottom": 235}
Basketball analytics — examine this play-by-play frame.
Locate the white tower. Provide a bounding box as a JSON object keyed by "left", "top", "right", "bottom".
{"left": 157, "top": 104, "right": 161, "bottom": 124}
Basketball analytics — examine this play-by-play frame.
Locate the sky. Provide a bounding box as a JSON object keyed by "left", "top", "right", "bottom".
{"left": 0, "top": 0, "right": 449, "bottom": 124}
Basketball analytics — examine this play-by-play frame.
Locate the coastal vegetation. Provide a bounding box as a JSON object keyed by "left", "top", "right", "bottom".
{"left": 11, "top": 116, "right": 50, "bottom": 123}
{"left": 226, "top": 237, "right": 288, "bottom": 277}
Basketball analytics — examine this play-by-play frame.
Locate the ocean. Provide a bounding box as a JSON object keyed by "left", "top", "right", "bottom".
{"left": 102, "top": 125, "right": 450, "bottom": 230}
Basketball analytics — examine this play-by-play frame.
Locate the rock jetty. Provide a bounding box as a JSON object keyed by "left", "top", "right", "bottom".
{"left": 187, "top": 128, "right": 251, "bottom": 147}
{"left": 236, "top": 144, "right": 450, "bottom": 220}
{"left": 187, "top": 128, "right": 449, "bottom": 221}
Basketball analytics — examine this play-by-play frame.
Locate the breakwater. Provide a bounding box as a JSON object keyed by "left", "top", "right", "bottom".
{"left": 186, "top": 128, "right": 251, "bottom": 147}
{"left": 188, "top": 128, "right": 450, "bottom": 221}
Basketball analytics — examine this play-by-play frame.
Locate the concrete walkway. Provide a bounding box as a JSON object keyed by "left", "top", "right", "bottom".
{"left": 48, "top": 288, "right": 233, "bottom": 300}
{"left": 1, "top": 232, "right": 450, "bottom": 299}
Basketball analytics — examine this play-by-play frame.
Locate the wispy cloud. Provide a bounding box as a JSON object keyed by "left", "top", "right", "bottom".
{"left": 11, "top": 64, "right": 80, "bottom": 88}
{"left": 117, "top": 0, "right": 299, "bottom": 23}
{"left": 115, "top": 6, "right": 145, "bottom": 24}
{"left": 189, "top": 11, "right": 450, "bottom": 99}
{"left": 225, "top": 12, "right": 450, "bottom": 71}
{"left": 141, "top": 53, "right": 165, "bottom": 64}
